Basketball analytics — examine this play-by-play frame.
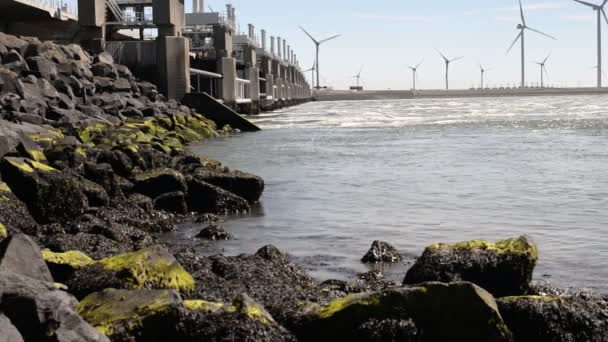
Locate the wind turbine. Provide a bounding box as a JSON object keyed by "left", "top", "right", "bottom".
{"left": 436, "top": 49, "right": 463, "bottom": 90}
{"left": 533, "top": 52, "right": 551, "bottom": 88}
{"left": 298, "top": 26, "right": 341, "bottom": 90}
{"left": 479, "top": 64, "right": 491, "bottom": 89}
{"left": 507, "top": 0, "right": 556, "bottom": 88}
{"left": 351, "top": 66, "right": 363, "bottom": 88}
{"left": 572, "top": 0, "right": 608, "bottom": 87}
{"left": 408, "top": 59, "right": 424, "bottom": 91}
{"left": 303, "top": 62, "right": 316, "bottom": 87}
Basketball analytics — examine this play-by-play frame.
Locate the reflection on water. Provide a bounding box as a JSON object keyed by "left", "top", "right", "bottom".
{"left": 164, "top": 96, "right": 608, "bottom": 292}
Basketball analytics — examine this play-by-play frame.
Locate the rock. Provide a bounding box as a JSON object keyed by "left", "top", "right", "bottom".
{"left": 42, "top": 250, "right": 95, "bottom": 283}
{"left": 77, "top": 288, "right": 183, "bottom": 339}
{"left": 3, "top": 49, "right": 28, "bottom": 69}
{"left": 186, "top": 176, "right": 250, "bottom": 215}
{"left": 40, "top": 233, "right": 129, "bottom": 260}
{"left": 0, "top": 68, "right": 21, "bottom": 94}
{"left": 0, "top": 270, "right": 109, "bottom": 342}
{"left": 0, "top": 313, "right": 24, "bottom": 342}
{"left": 0, "top": 234, "right": 53, "bottom": 282}
{"left": 133, "top": 168, "right": 187, "bottom": 199}
{"left": 113, "top": 78, "right": 131, "bottom": 92}
{"left": 65, "top": 245, "right": 195, "bottom": 298}
{"left": 93, "top": 52, "right": 114, "bottom": 65}
{"left": 194, "top": 170, "right": 265, "bottom": 203}
{"left": 355, "top": 319, "right": 418, "bottom": 342}
{"left": 0, "top": 33, "right": 27, "bottom": 53}
{"left": 91, "top": 63, "right": 117, "bottom": 79}
{"left": 79, "top": 178, "right": 110, "bottom": 207}
{"left": 154, "top": 191, "right": 188, "bottom": 214}
{"left": 361, "top": 240, "right": 401, "bottom": 263}
{"left": 15, "top": 131, "right": 46, "bottom": 162}
{"left": 137, "top": 82, "right": 158, "bottom": 101}
{"left": 196, "top": 224, "right": 233, "bottom": 240}
{"left": 403, "top": 236, "right": 538, "bottom": 297}
{"left": 0, "top": 157, "right": 88, "bottom": 223}
{"left": 497, "top": 294, "right": 608, "bottom": 342}
{"left": 255, "top": 245, "right": 288, "bottom": 262}
{"left": 96, "top": 151, "right": 133, "bottom": 177}
{"left": 293, "top": 282, "right": 512, "bottom": 342}
{"left": 26, "top": 56, "right": 58, "bottom": 81}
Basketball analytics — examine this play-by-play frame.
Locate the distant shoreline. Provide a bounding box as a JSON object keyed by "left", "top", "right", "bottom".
{"left": 314, "top": 87, "right": 608, "bottom": 101}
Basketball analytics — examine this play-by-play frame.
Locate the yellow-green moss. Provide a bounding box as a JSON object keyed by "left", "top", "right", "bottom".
{"left": 26, "top": 160, "right": 57, "bottom": 173}
{"left": 500, "top": 295, "right": 560, "bottom": 303}
{"left": 42, "top": 250, "right": 96, "bottom": 268}
{"left": 6, "top": 158, "right": 35, "bottom": 173}
{"left": 183, "top": 300, "right": 225, "bottom": 312}
{"left": 98, "top": 247, "right": 194, "bottom": 292}
{"left": 0, "top": 223, "right": 7, "bottom": 240}
{"left": 0, "top": 182, "right": 11, "bottom": 194}
{"left": 431, "top": 236, "right": 538, "bottom": 259}
{"left": 317, "top": 294, "right": 381, "bottom": 319}
{"left": 75, "top": 146, "right": 87, "bottom": 158}
{"left": 27, "top": 149, "right": 47, "bottom": 163}
{"left": 228, "top": 302, "right": 274, "bottom": 324}
{"left": 78, "top": 289, "right": 179, "bottom": 337}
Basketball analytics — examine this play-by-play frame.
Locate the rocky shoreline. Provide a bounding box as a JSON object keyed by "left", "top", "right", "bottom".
{"left": 0, "top": 32, "right": 606, "bottom": 341}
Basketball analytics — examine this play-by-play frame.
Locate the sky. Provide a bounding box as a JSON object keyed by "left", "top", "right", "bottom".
{"left": 68, "top": 0, "right": 608, "bottom": 90}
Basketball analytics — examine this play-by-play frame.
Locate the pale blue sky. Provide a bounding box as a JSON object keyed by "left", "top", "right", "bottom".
{"left": 70, "top": 0, "right": 607, "bottom": 89}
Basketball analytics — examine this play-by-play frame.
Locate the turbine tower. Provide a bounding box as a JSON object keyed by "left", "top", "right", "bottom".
{"left": 479, "top": 64, "right": 491, "bottom": 89}
{"left": 507, "top": 0, "right": 556, "bottom": 88}
{"left": 304, "top": 62, "right": 316, "bottom": 85}
{"left": 353, "top": 66, "right": 363, "bottom": 87}
{"left": 408, "top": 59, "right": 424, "bottom": 91}
{"left": 298, "top": 26, "right": 341, "bottom": 90}
{"left": 534, "top": 53, "right": 551, "bottom": 88}
{"left": 572, "top": 0, "right": 608, "bottom": 87}
{"left": 436, "top": 50, "right": 463, "bottom": 90}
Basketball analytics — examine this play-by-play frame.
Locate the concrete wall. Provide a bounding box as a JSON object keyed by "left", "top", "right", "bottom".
{"left": 157, "top": 36, "right": 190, "bottom": 100}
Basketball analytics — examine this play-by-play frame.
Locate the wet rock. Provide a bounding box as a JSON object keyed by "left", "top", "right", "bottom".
{"left": 42, "top": 250, "right": 95, "bottom": 283}
{"left": 497, "top": 294, "right": 608, "bottom": 342}
{"left": 195, "top": 170, "right": 265, "bottom": 203}
{"left": 0, "top": 234, "right": 53, "bottom": 282}
{"left": 154, "top": 191, "right": 188, "bottom": 214}
{"left": 0, "top": 157, "right": 88, "bottom": 223}
{"left": 196, "top": 224, "right": 233, "bottom": 240}
{"left": 186, "top": 176, "right": 250, "bottom": 215}
{"left": 77, "top": 289, "right": 182, "bottom": 340}
{"left": 255, "top": 245, "right": 288, "bottom": 262}
{"left": 128, "top": 193, "right": 154, "bottom": 212}
{"left": 361, "top": 240, "right": 401, "bottom": 263}
{"left": 40, "top": 232, "right": 129, "bottom": 260}
{"left": 83, "top": 162, "right": 125, "bottom": 199}
{"left": 0, "top": 313, "right": 24, "bottom": 342}
{"left": 355, "top": 318, "right": 418, "bottom": 342}
{"left": 79, "top": 179, "right": 110, "bottom": 207}
{"left": 403, "top": 236, "right": 538, "bottom": 297}
{"left": 133, "top": 168, "right": 187, "bottom": 199}
{"left": 292, "top": 282, "right": 512, "bottom": 342}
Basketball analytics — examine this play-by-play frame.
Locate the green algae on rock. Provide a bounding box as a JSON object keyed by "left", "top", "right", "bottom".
{"left": 292, "top": 281, "right": 513, "bottom": 342}
{"left": 0, "top": 223, "right": 7, "bottom": 240}
{"left": 404, "top": 236, "right": 538, "bottom": 297}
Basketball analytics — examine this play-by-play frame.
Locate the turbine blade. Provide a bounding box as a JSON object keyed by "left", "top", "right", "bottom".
{"left": 573, "top": 0, "right": 599, "bottom": 7}
{"left": 415, "top": 59, "right": 424, "bottom": 69}
{"left": 519, "top": 0, "right": 526, "bottom": 25}
{"left": 603, "top": 8, "right": 608, "bottom": 24}
{"left": 603, "top": 0, "right": 608, "bottom": 7}
{"left": 506, "top": 31, "right": 523, "bottom": 54}
{"left": 319, "top": 35, "right": 341, "bottom": 44}
{"left": 526, "top": 26, "right": 557, "bottom": 40}
{"left": 543, "top": 52, "right": 552, "bottom": 64}
{"left": 435, "top": 49, "right": 449, "bottom": 62}
{"left": 450, "top": 56, "right": 464, "bottom": 62}
{"left": 298, "top": 26, "right": 318, "bottom": 44}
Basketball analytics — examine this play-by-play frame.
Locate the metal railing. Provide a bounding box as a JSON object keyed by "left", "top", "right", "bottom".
{"left": 190, "top": 68, "right": 222, "bottom": 99}
{"left": 106, "top": 0, "right": 124, "bottom": 21}
{"left": 235, "top": 78, "right": 251, "bottom": 103}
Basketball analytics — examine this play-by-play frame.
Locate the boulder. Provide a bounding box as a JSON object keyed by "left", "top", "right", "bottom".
{"left": 15, "top": 131, "right": 46, "bottom": 162}
{"left": 40, "top": 233, "right": 129, "bottom": 260}
{"left": 361, "top": 240, "right": 401, "bottom": 263}
{"left": 79, "top": 178, "right": 110, "bottom": 207}
{"left": 194, "top": 170, "right": 265, "bottom": 203}
{"left": 0, "top": 313, "right": 24, "bottom": 342}
{"left": 186, "top": 176, "right": 250, "bottom": 215}
{"left": 91, "top": 63, "right": 117, "bottom": 79}
{"left": 77, "top": 288, "right": 183, "bottom": 339}
{"left": 26, "top": 56, "right": 58, "bottom": 81}
{"left": 0, "top": 157, "right": 88, "bottom": 223}
{"left": 355, "top": 318, "right": 418, "bottom": 342}
{"left": 133, "top": 168, "right": 187, "bottom": 199}
{"left": 403, "top": 236, "right": 538, "bottom": 297}
{"left": 0, "top": 234, "right": 53, "bottom": 282}
{"left": 42, "top": 250, "right": 95, "bottom": 283}
{"left": 293, "top": 282, "right": 512, "bottom": 342}
{"left": 65, "top": 245, "right": 195, "bottom": 298}
{"left": 93, "top": 52, "right": 114, "bottom": 65}
{"left": 154, "top": 191, "right": 188, "bottom": 214}
{"left": 497, "top": 295, "right": 608, "bottom": 342}
{"left": 0, "top": 33, "right": 27, "bottom": 53}
{"left": 196, "top": 224, "right": 233, "bottom": 240}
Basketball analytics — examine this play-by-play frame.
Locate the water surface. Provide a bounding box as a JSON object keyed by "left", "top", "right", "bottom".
{"left": 174, "top": 96, "right": 608, "bottom": 292}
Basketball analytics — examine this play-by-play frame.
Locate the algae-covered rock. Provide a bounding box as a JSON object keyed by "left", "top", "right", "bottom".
{"left": 195, "top": 169, "right": 265, "bottom": 203}
{"left": 292, "top": 281, "right": 513, "bottom": 342}
{"left": 42, "top": 250, "right": 95, "bottom": 283}
{"left": 195, "top": 224, "right": 233, "bottom": 240}
{"left": 497, "top": 294, "right": 608, "bottom": 342}
{"left": 403, "top": 236, "right": 538, "bottom": 297}
{"left": 0, "top": 223, "right": 7, "bottom": 241}
{"left": 77, "top": 289, "right": 183, "bottom": 339}
{"left": 133, "top": 168, "right": 187, "bottom": 199}
{"left": 361, "top": 240, "right": 401, "bottom": 264}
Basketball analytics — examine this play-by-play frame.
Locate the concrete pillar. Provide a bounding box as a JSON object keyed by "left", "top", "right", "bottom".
{"left": 153, "top": 0, "right": 185, "bottom": 37}
{"left": 248, "top": 24, "right": 254, "bottom": 40}
{"left": 157, "top": 36, "right": 190, "bottom": 100}
{"left": 248, "top": 67, "right": 260, "bottom": 114}
{"left": 261, "top": 30, "right": 267, "bottom": 51}
{"left": 270, "top": 36, "right": 275, "bottom": 54}
{"left": 219, "top": 57, "right": 237, "bottom": 109}
{"left": 266, "top": 73, "right": 274, "bottom": 100}
{"left": 283, "top": 40, "right": 287, "bottom": 62}
{"left": 275, "top": 77, "right": 283, "bottom": 101}
{"left": 213, "top": 24, "right": 233, "bottom": 58}
{"left": 277, "top": 37, "right": 282, "bottom": 58}
{"left": 77, "top": 0, "right": 106, "bottom": 52}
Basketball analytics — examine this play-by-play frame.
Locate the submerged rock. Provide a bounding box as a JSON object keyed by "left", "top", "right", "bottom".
{"left": 361, "top": 240, "right": 401, "bottom": 263}
{"left": 292, "top": 281, "right": 513, "bottom": 342}
{"left": 186, "top": 176, "right": 250, "bottom": 215}
{"left": 403, "top": 236, "right": 538, "bottom": 297}
{"left": 196, "top": 224, "right": 233, "bottom": 240}
{"left": 497, "top": 294, "right": 608, "bottom": 342}
{"left": 195, "top": 169, "right": 265, "bottom": 203}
